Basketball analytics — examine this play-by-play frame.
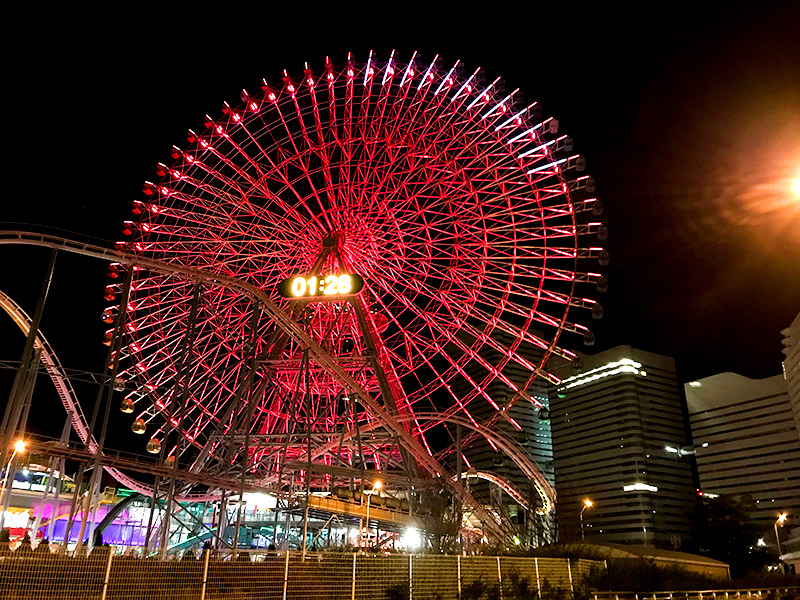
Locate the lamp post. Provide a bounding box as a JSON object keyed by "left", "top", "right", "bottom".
{"left": 579, "top": 498, "right": 593, "bottom": 541}
{"left": 0, "top": 440, "right": 27, "bottom": 529}
{"left": 774, "top": 513, "right": 787, "bottom": 557}
{"left": 361, "top": 480, "right": 382, "bottom": 551}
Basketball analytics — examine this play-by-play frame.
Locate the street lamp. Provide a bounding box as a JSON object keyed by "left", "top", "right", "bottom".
{"left": 0, "top": 440, "right": 27, "bottom": 528}
{"left": 791, "top": 173, "right": 800, "bottom": 199}
{"left": 774, "top": 513, "right": 788, "bottom": 557}
{"left": 362, "top": 480, "right": 382, "bottom": 550}
{"left": 580, "top": 498, "right": 593, "bottom": 541}
{"left": 1, "top": 440, "right": 27, "bottom": 494}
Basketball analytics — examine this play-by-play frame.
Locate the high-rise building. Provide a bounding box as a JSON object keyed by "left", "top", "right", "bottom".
{"left": 549, "top": 345, "right": 696, "bottom": 547}
{"left": 685, "top": 371, "right": 800, "bottom": 529}
{"left": 782, "top": 311, "right": 800, "bottom": 444}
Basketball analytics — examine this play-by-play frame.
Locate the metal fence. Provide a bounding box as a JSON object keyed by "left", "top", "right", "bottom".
{"left": 590, "top": 591, "right": 800, "bottom": 600}
{"left": 0, "top": 548, "right": 604, "bottom": 599}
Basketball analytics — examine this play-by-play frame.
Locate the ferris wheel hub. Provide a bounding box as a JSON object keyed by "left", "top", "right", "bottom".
{"left": 322, "top": 231, "right": 346, "bottom": 248}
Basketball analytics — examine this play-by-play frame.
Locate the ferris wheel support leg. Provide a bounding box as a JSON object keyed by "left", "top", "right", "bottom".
{"left": 349, "top": 295, "right": 419, "bottom": 477}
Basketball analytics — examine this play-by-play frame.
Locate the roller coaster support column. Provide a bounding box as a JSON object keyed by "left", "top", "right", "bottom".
{"left": 0, "top": 346, "right": 41, "bottom": 522}
{"left": 82, "top": 265, "right": 133, "bottom": 554}
{"left": 31, "top": 412, "right": 72, "bottom": 539}
{"left": 159, "top": 282, "right": 202, "bottom": 559}
{"left": 232, "top": 302, "right": 261, "bottom": 557}
{"left": 0, "top": 250, "right": 56, "bottom": 528}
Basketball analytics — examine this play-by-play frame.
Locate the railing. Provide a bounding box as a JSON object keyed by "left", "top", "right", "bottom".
{"left": 591, "top": 590, "right": 800, "bottom": 600}
{"left": 0, "top": 547, "right": 603, "bottom": 599}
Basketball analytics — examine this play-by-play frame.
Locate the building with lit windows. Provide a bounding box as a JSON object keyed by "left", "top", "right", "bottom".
{"left": 684, "top": 371, "right": 800, "bottom": 530}
{"left": 549, "top": 346, "right": 696, "bottom": 548}
{"left": 782, "top": 311, "right": 800, "bottom": 444}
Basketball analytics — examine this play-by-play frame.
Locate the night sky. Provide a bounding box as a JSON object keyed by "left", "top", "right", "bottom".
{"left": 3, "top": 2, "right": 799, "bottom": 432}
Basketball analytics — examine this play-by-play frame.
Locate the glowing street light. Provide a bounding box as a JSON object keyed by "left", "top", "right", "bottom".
{"left": 0, "top": 440, "right": 28, "bottom": 525}
{"left": 791, "top": 174, "right": 800, "bottom": 199}
{"left": 361, "top": 480, "right": 382, "bottom": 550}
{"left": 774, "top": 512, "right": 788, "bottom": 556}
{"left": 580, "top": 498, "right": 593, "bottom": 541}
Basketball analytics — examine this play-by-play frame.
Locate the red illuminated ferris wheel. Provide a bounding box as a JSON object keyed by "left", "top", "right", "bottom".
{"left": 114, "top": 51, "right": 606, "bottom": 512}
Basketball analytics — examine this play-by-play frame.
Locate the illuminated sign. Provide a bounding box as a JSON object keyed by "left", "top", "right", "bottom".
{"left": 623, "top": 482, "right": 658, "bottom": 493}
{"left": 278, "top": 274, "right": 364, "bottom": 298}
{"left": 557, "top": 358, "right": 645, "bottom": 391}
{"left": 2, "top": 510, "right": 30, "bottom": 529}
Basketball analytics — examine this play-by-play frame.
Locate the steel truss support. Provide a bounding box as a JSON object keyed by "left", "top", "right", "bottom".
{"left": 0, "top": 250, "right": 56, "bottom": 529}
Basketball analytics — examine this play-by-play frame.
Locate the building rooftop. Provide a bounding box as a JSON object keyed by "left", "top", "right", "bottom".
{"left": 685, "top": 372, "right": 787, "bottom": 413}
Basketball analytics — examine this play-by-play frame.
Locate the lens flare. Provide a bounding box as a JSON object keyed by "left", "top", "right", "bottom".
{"left": 791, "top": 173, "right": 800, "bottom": 198}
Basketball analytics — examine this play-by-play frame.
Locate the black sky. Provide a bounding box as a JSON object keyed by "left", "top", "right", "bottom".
{"left": 3, "top": 3, "right": 799, "bottom": 401}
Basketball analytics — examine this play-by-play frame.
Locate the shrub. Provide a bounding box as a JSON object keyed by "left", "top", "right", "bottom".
{"left": 460, "top": 576, "right": 487, "bottom": 600}
{"left": 385, "top": 582, "right": 410, "bottom": 600}
{"left": 503, "top": 567, "right": 533, "bottom": 600}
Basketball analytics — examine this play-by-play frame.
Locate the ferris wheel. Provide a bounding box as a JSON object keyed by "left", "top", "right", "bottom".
{"left": 111, "top": 51, "right": 606, "bottom": 516}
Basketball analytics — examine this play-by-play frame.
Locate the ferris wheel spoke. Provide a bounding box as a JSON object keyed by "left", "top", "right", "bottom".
{"left": 368, "top": 278, "right": 513, "bottom": 412}
{"left": 306, "top": 82, "right": 339, "bottom": 212}
{"left": 272, "top": 98, "right": 334, "bottom": 231}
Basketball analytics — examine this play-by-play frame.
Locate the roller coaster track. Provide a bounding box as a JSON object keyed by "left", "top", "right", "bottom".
{"left": 0, "top": 230, "right": 512, "bottom": 540}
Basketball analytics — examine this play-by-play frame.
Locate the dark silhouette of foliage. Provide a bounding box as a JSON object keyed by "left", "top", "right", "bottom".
{"left": 585, "top": 558, "right": 722, "bottom": 591}
{"left": 503, "top": 568, "right": 533, "bottom": 600}
{"left": 385, "top": 582, "right": 410, "bottom": 600}
{"left": 0, "top": 528, "right": 10, "bottom": 554}
{"left": 538, "top": 578, "right": 572, "bottom": 600}
{"left": 685, "top": 494, "right": 779, "bottom": 578}
{"left": 17, "top": 531, "right": 34, "bottom": 554}
{"left": 460, "top": 576, "right": 487, "bottom": 600}
{"left": 484, "top": 582, "right": 501, "bottom": 600}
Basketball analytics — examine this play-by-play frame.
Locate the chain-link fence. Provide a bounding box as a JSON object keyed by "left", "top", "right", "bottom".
{"left": 0, "top": 546, "right": 605, "bottom": 599}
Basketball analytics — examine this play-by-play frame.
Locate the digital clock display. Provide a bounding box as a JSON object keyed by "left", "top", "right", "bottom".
{"left": 278, "top": 274, "right": 364, "bottom": 298}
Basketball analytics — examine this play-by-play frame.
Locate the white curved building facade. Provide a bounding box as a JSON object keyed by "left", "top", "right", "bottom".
{"left": 685, "top": 371, "right": 800, "bottom": 529}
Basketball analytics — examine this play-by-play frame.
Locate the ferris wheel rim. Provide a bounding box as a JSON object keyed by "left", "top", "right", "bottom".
{"left": 114, "top": 52, "right": 603, "bottom": 503}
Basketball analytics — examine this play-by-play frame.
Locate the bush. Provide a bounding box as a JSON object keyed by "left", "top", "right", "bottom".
{"left": 484, "top": 582, "right": 502, "bottom": 600}
{"left": 538, "top": 578, "right": 572, "bottom": 600}
{"left": 385, "top": 582, "right": 410, "bottom": 600}
{"left": 460, "top": 576, "right": 487, "bottom": 600}
{"left": 503, "top": 568, "right": 533, "bottom": 600}
{"left": 733, "top": 570, "right": 800, "bottom": 590}
{"left": 585, "top": 558, "right": 722, "bottom": 592}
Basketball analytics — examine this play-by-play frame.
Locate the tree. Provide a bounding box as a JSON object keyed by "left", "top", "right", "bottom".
{"left": 418, "top": 484, "right": 461, "bottom": 553}
{"left": 686, "top": 494, "right": 777, "bottom": 578}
